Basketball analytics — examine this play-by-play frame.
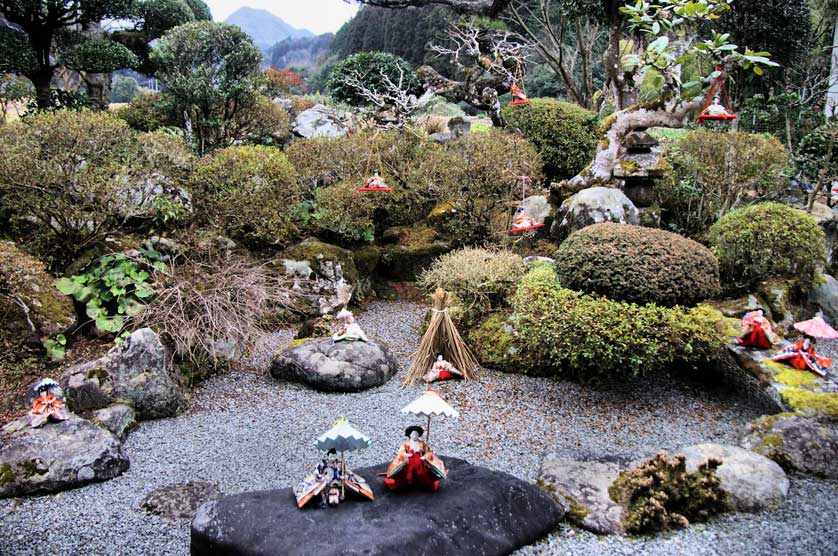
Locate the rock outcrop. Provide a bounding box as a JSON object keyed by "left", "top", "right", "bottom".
{"left": 741, "top": 413, "right": 838, "bottom": 479}
{"left": 550, "top": 187, "right": 639, "bottom": 242}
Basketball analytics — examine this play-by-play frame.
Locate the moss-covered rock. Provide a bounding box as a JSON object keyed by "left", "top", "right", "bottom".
{"left": 377, "top": 231, "right": 451, "bottom": 282}
{"left": 780, "top": 388, "right": 838, "bottom": 418}
{"left": 284, "top": 239, "right": 359, "bottom": 285}
{"left": 279, "top": 239, "right": 359, "bottom": 316}
{"left": 741, "top": 413, "right": 838, "bottom": 478}
{"left": 468, "top": 312, "right": 539, "bottom": 375}
{"left": 0, "top": 241, "right": 75, "bottom": 346}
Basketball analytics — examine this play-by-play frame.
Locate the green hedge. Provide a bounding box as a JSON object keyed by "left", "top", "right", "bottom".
{"left": 708, "top": 202, "right": 826, "bottom": 293}
{"left": 502, "top": 97, "right": 598, "bottom": 180}
{"left": 555, "top": 223, "right": 720, "bottom": 307}
{"left": 470, "top": 266, "right": 727, "bottom": 380}
{"left": 191, "top": 145, "right": 301, "bottom": 248}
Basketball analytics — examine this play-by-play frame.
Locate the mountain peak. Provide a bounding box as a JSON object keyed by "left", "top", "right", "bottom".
{"left": 225, "top": 6, "right": 314, "bottom": 50}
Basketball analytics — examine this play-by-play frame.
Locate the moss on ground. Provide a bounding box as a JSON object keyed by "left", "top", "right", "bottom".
{"left": 780, "top": 388, "right": 838, "bottom": 417}
{"left": 0, "top": 463, "right": 15, "bottom": 486}
{"left": 774, "top": 367, "right": 817, "bottom": 388}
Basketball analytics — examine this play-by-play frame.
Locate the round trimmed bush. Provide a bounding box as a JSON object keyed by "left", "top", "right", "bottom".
{"left": 327, "top": 51, "right": 421, "bottom": 106}
{"left": 554, "top": 223, "right": 720, "bottom": 307}
{"left": 708, "top": 202, "right": 826, "bottom": 292}
{"left": 502, "top": 97, "right": 598, "bottom": 180}
{"left": 191, "top": 146, "right": 301, "bottom": 248}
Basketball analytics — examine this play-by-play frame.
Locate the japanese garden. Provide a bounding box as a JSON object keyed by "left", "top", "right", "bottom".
{"left": 1, "top": 0, "right": 837, "bottom": 554}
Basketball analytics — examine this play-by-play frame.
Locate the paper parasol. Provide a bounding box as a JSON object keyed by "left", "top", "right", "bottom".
{"left": 794, "top": 317, "right": 838, "bottom": 339}
{"left": 315, "top": 417, "right": 371, "bottom": 453}
{"left": 401, "top": 389, "right": 459, "bottom": 444}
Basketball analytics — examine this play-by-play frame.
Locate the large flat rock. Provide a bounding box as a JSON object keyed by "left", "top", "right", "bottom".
{"left": 191, "top": 457, "right": 563, "bottom": 556}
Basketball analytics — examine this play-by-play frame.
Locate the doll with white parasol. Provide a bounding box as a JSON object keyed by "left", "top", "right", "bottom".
{"left": 772, "top": 316, "right": 838, "bottom": 380}
{"left": 383, "top": 390, "right": 459, "bottom": 492}
{"left": 294, "top": 417, "right": 375, "bottom": 508}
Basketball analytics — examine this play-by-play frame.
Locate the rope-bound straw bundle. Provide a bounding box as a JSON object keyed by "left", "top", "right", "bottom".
{"left": 404, "top": 288, "right": 480, "bottom": 385}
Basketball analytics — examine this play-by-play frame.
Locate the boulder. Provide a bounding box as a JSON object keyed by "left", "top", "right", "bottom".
{"left": 292, "top": 104, "right": 350, "bottom": 138}
{"left": 270, "top": 337, "right": 399, "bottom": 392}
{"left": 520, "top": 195, "right": 552, "bottom": 225}
{"left": 191, "top": 457, "right": 564, "bottom": 556}
{"left": 280, "top": 240, "right": 357, "bottom": 317}
{"left": 679, "top": 443, "right": 789, "bottom": 512}
{"left": 378, "top": 227, "right": 451, "bottom": 281}
{"left": 0, "top": 241, "right": 75, "bottom": 346}
{"left": 741, "top": 413, "right": 838, "bottom": 479}
{"left": 550, "top": 187, "right": 639, "bottom": 242}
{"left": 0, "top": 415, "right": 129, "bottom": 498}
{"left": 807, "top": 274, "right": 838, "bottom": 324}
{"left": 91, "top": 404, "right": 136, "bottom": 440}
{"left": 60, "top": 328, "right": 186, "bottom": 420}
{"left": 538, "top": 454, "right": 626, "bottom": 535}
{"left": 141, "top": 481, "right": 221, "bottom": 520}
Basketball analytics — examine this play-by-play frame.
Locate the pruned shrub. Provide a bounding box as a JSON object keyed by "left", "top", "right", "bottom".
{"left": 657, "top": 129, "right": 789, "bottom": 237}
{"left": 554, "top": 223, "right": 720, "bottom": 307}
{"left": 312, "top": 179, "right": 378, "bottom": 243}
{"left": 418, "top": 247, "right": 524, "bottom": 325}
{"left": 230, "top": 95, "right": 291, "bottom": 146}
{"left": 502, "top": 97, "right": 598, "bottom": 180}
{"left": 470, "top": 265, "right": 727, "bottom": 379}
{"left": 708, "top": 202, "right": 826, "bottom": 293}
{"left": 327, "top": 51, "right": 421, "bottom": 106}
{"left": 114, "top": 90, "right": 173, "bottom": 132}
{"left": 796, "top": 123, "right": 838, "bottom": 191}
{"left": 0, "top": 110, "right": 136, "bottom": 270}
{"left": 190, "top": 145, "right": 302, "bottom": 249}
{"left": 609, "top": 453, "right": 726, "bottom": 534}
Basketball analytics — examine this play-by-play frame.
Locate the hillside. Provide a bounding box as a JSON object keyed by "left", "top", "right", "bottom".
{"left": 270, "top": 33, "right": 333, "bottom": 69}
{"left": 224, "top": 7, "right": 313, "bottom": 50}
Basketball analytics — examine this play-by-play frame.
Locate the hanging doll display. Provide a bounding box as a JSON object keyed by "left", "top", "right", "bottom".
{"left": 736, "top": 309, "right": 780, "bottom": 349}
{"left": 508, "top": 83, "right": 530, "bottom": 106}
{"left": 358, "top": 169, "right": 392, "bottom": 193}
{"left": 405, "top": 288, "right": 479, "bottom": 385}
{"left": 423, "top": 353, "right": 463, "bottom": 384}
{"left": 29, "top": 378, "right": 68, "bottom": 428}
{"left": 332, "top": 308, "right": 369, "bottom": 342}
{"left": 509, "top": 175, "right": 544, "bottom": 234}
{"left": 294, "top": 418, "right": 375, "bottom": 508}
{"left": 696, "top": 69, "right": 736, "bottom": 123}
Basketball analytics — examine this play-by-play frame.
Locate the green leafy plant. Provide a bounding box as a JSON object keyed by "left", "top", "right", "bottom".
{"left": 609, "top": 453, "right": 727, "bottom": 534}
{"left": 708, "top": 202, "right": 826, "bottom": 293}
{"left": 43, "top": 334, "right": 66, "bottom": 362}
{"left": 554, "top": 223, "right": 720, "bottom": 307}
{"left": 501, "top": 97, "right": 598, "bottom": 180}
{"left": 55, "top": 249, "right": 165, "bottom": 336}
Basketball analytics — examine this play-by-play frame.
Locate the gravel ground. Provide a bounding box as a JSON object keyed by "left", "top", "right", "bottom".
{"left": 1, "top": 301, "right": 837, "bottom": 556}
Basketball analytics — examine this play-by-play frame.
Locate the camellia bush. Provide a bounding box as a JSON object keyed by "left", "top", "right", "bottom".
{"left": 327, "top": 51, "right": 421, "bottom": 106}
{"left": 501, "top": 97, "right": 598, "bottom": 180}
{"left": 469, "top": 265, "right": 727, "bottom": 380}
{"left": 190, "top": 145, "right": 302, "bottom": 249}
{"left": 657, "top": 129, "right": 789, "bottom": 237}
{"left": 708, "top": 202, "right": 826, "bottom": 293}
{"left": 554, "top": 223, "right": 720, "bottom": 307}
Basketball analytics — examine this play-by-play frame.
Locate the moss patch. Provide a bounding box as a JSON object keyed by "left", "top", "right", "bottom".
{"left": 85, "top": 366, "right": 110, "bottom": 384}
{"left": 762, "top": 434, "right": 784, "bottom": 448}
{"left": 774, "top": 368, "right": 817, "bottom": 388}
{"left": 781, "top": 388, "right": 838, "bottom": 417}
{"left": 284, "top": 240, "right": 360, "bottom": 285}
{"left": 0, "top": 463, "right": 15, "bottom": 486}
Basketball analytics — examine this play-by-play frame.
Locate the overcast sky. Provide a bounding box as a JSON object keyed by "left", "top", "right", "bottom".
{"left": 206, "top": 0, "right": 360, "bottom": 34}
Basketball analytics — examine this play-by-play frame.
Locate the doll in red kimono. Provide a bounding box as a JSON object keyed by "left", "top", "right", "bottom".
{"left": 29, "top": 378, "right": 68, "bottom": 428}
{"left": 423, "top": 354, "right": 463, "bottom": 383}
{"left": 772, "top": 335, "right": 832, "bottom": 377}
{"left": 736, "top": 309, "right": 780, "bottom": 349}
{"left": 384, "top": 426, "right": 447, "bottom": 492}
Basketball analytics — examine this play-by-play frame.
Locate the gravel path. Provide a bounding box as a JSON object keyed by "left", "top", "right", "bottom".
{"left": 1, "top": 301, "right": 836, "bottom": 556}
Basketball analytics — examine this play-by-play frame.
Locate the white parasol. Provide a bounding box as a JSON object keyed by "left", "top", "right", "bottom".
{"left": 314, "top": 417, "right": 370, "bottom": 499}
{"left": 400, "top": 389, "right": 459, "bottom": 444}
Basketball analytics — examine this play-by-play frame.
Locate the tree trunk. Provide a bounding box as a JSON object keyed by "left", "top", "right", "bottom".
{"left": 826, "top": 15, "right": 838, "bottom": 121}
{"left": 83, "top": 72, "right": 112, "bottom": 110}
{"left": 29, "top": 70, "right": 54, "bottom": 109}
{"left": 563, "top": 97, "right": 704, "bottom": 192}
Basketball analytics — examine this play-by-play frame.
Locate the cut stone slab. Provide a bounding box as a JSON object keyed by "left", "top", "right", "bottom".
{"left": 0, "top": 415, "right": 129, "bottom": 498}
{"left": 60, "top": 328, "right": 186, "bottom": 420}
{"left": 538, "top": 454, "right": 626, "bottom": 535}
{"left": 741, "top": 413, "right": 838, "bottom": 479}
{"left": 142, "top": 481, "right": 221, "bottom": 520}
{"left": 679, "top": 443, "right": 789, "bottom": 512}
{"left": 91, "top": 404, "right": 136, "bottom": 440}
{"left": 191, "top": 457, "right": 564, "bottom": 556}
{"left": 270, "top": 337, "right": 399, "bottom": 392}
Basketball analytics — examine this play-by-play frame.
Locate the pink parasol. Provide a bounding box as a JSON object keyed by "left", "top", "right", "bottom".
{"left": 793, "top": 317, "right": 838, "bottom": 339}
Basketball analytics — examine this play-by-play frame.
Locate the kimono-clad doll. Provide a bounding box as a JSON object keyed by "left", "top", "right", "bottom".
{"left": 736, "top": 309, "right": 780, "bottom": 349}
{"left": 701, "top": 95, "right": 733, "bottom": 118}
{"left": 424, "top": 354, "right": 463, "bottom": 383}
{"left": 384, "top": 426, "right": 447, "bottom": 492}
{"left": 29, "top": 378, "right": 68, "bottom": 428}
{"left": 509, "top": 83, "right": 530, "bottom": 105}
{"left": 294, "top": 449, "right": 374, "bottom": 508}
{"left": 772, "top": 335, "right": 832, "bottom": 377}
{"left": 332, "top": 308, "right": 369, "bottom": 343}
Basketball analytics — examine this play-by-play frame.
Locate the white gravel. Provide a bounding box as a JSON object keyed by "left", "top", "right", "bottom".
{"left": 1, "top": 301, "right": 836, "bottom": 556}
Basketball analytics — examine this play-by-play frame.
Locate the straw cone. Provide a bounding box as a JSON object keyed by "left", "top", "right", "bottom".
{"left": 404, "top": 288, "right": 479, "bottom": 385}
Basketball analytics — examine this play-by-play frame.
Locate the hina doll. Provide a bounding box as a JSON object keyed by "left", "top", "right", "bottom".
{"left": 701, "top": 95, "right": 732, "bottom": 118}
{"left": 293, "top": 449, "right": 375, "bottom": 508}
{"left": 332, "top": 308, "right": 369, "bottom": 342}
{"left": 736, "top": 309, "right": 780, "bottom": 349}
{"left": 384, "top": 426, "right": 447, "bottom": 492}
{"left": 29, "top": 378, "right": 68, "bottom": 428}
{"left": 359, "top": 170, "right": 392, "bottom": 192}
{"left": 509, "top": 83, "right": 530, "bottom": 106}
{"left": 424, "top": 354, "right": 463, "bottom": 383}
{"left": 772, "top": 335, "right": 832, "bottom": 377}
